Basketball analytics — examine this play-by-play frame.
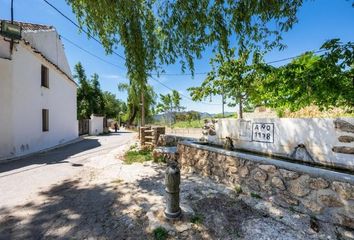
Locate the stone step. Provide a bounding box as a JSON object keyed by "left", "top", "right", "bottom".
{"left": 145, "top": 136, "right": 154, "bottom": 139}
{"left": 145, "top": 142, "right": 154, "bottom": 145}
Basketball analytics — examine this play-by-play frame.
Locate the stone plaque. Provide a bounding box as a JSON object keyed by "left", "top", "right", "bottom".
{"left": 252, "top": 123, "right": 274, "bottom": 143}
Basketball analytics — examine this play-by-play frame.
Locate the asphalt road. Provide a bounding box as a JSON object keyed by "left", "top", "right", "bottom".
{"left": 0, "top": 131, "right": 136, "bottom": 209}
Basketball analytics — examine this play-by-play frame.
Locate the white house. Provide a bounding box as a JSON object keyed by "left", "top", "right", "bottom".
{"left": 0, "top": 21, "right": 78, "bottom": 160}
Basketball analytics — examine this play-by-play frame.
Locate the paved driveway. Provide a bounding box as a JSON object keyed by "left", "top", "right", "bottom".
{"left": 0, "top": 131, "right": 136, "bottom": 209}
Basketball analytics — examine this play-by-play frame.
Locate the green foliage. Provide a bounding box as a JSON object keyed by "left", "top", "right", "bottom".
{"left": 213, "top": 113, "right": 238, "bottom": 119}
{"left": 75, "top": 62, "right": 106, "bottom": 119}
{"left": 190, "top": 214, "right": 204, "bottom": 225}
{"left": 175, "top": 111, "right": 201, "bottom": 122}
{"left": 66, "top": 0, "right": 308, "bottom": 124}
{"left": 156, "top": 90, "right": 184, "bottom": 125}
{"left": 255, "top": 39, "right": 354, "bottom": 111}
{"left": 102, "top": 91, "right": 127, "bottom": 119}
{"left": 250, "top": 192, "right": 262, "bottom": 199}
{"left": 75, "top": 62, "right": 127, "bottom": 119}
{"left": 153, "top": 227, "right": 168, "bottom": 240}
{"left": 123, "top": 149, "right": 153, "bottom": 164}
{"left": 172, "top": 119, "right": 203, "bottom": 129}
{"left": 234, "top": 184, "right": 243, "bottom": 194}
{"left": 188, "top": 49, "right": 261, "bottom": 118}
{"left": 118, "top": 82, "right": 156, "bottom": 125}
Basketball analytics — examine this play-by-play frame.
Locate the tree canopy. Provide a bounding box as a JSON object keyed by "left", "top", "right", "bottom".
{"left": 254, "top": 39, "right": 354, "bottom": 113}
{"left": 66, "top": 0, "right": 308, "bottom": 124}
{"left": 156, "top": 90, "right": 183, "bottom": 125}
{"left": 75, "top": 62, "right": 127, "bottom": 119}
{"left": 118, "top": 82, "right": 156, "bottom": 125}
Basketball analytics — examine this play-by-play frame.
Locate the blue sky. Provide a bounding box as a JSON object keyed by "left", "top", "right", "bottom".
{"left": 1, "top": 0, "right": 353, "bottom": 113}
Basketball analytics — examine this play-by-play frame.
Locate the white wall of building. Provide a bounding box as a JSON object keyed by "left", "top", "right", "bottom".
{"left": 215, "top": 118, "right": 354, "bottom": 170}
{"left": 0, "top": 41, "right": 78, "bottom": 160}
{"left": 0, "top": 56, "right": 14, "bottom": 157}
{"left": 22, "top": 30, "right": 72, "bottom": 78}
{"left": 89, "top": 115, "right": 104, "bottom": 136}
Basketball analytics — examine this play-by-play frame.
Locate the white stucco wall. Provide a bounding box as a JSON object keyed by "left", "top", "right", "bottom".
{"left": 0, "top": 41, "right": 78, "bottom": 160}
{"left": 89, "top": 115, "right": 104, "bottom": 136}
{"left": 0, "top": 38, "right": 11, "bottom": 59}
{"left": 22, "top": 30, "right": 72, "bottom": 78}
{"left": 0, "top": 57, "right": 14, "bottom": 157}
{"left": 215, "top": 118, "right": 354, "bottom": 170}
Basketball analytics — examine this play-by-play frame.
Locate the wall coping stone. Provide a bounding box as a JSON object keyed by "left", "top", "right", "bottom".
{"left": 179, "top": 141, "right": 354, "bottom": 185}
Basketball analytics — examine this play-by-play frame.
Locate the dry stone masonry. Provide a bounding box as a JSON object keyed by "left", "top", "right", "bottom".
{"left": 177, "top": 141, "right": 354, "bottom": 229}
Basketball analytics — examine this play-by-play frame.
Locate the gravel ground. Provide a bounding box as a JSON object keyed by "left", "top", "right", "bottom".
{"left": 0, "top": 138, "right": 353, "bottom": 239}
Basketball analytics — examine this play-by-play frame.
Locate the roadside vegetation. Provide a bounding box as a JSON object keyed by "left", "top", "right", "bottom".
{"left": 123, "top": 144, "right": 153, "bottom": 164}
{"left": 69, "top": 2, "right": 353, "bottom": 126}
{"left": 75, "top": 63, "right": 127, "bottom": 120}
{"left": 153, "top": 227, "right": 168, "bottom": 240}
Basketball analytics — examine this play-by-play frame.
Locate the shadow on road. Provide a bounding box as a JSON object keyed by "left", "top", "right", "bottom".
{"left": 0, "top": 179, "right": 149, "bottom": 239}
{"left": 0, "top": 138, "right": 101, "bottom": 175}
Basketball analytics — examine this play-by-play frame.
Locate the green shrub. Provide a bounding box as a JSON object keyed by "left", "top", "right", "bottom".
{"left": 172, "top": 119, "right": 203, "bottom": 128}
{"left": 153, "top": 156, "right": 166, "bottom": 164}
{"left": 190, "top": 214, "right": 204, "bottom": 224}
{"left": 234, "top": 184, "right": 243, "bottom": 194}
{"left": 153, "top": 227, "right": 168, "bottom": 240}
{"left": 250, "top": 192, "right": 262, "bottom": 199}
{"left": 124, "top": 149, "right": 153, "bottom": 164}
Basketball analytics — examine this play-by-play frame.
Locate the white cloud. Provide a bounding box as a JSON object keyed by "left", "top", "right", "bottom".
{"left": 101, "top": 74, "right": 122, "bottom": 80}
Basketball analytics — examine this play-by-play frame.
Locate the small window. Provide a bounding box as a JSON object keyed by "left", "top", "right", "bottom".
{"left": 42, "top": 109, "right": 49, "bottom": 132}
{"left": 41, "top": 65, "right": 49, "bottom": 88}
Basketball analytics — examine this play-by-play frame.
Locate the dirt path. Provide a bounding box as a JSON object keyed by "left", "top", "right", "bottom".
{"left": 0, "top": 135, "right": 351, "bottom": 239}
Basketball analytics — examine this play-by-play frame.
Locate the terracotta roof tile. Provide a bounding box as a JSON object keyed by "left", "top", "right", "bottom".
{"left": 2, "top": 20, "right": 54, "bottom": 32}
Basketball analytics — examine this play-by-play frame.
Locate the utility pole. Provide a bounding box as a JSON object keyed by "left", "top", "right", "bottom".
{"left": 11, "top": 0, "right": 14, "bottom": 23}
{"left": 10, "top": 0, "right": 14, "bottom": 53}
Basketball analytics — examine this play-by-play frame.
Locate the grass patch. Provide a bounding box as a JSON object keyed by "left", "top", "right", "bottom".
{"left": 172, "top": 119, "right": 204, "bottom": 128}
{"left": 153, "top": 227, "right": 168, "bottom": 240}
{"left": 250, "top": 192, "right": 262, "bottom": 199}
{"left": 153, "top": 156, "right": 166, "bottom": 164}
{"left": 234, "top": 184, "right": 243, "bottom": 194}
{"left": 124, "top": 149, "right": 153, "bottom": 164}
{"left": 190, "top": 214, "right": 204, "bottom": 225}
{"left": 111, "top": 178, "right": 124, "bottom": 184}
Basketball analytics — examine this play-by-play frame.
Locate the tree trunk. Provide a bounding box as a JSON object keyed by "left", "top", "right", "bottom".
{"left": 128, "top": 107, "right": 137, "bottom": 125}
{"left": 222, "top": 92, "right": 225, "bottom": 118}
{"left": 141, "top": 90, "right": 145, "bottom": 126}
{"left": 239, "top": 96, "right": 243, "bottom": 119}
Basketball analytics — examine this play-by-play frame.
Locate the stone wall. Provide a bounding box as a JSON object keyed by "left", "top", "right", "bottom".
{"left": 157, "top": 134, "right": 197, "bottom": 147}
{"left": 178, "top": 141, "right": 354, "bottom": 229}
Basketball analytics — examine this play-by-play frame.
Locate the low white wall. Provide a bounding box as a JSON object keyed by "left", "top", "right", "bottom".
{"left": 89, "top": 115, "right": 104, "bottom": 136}
{"left": 215, "top": 118, "right": 354, "bottom": 170}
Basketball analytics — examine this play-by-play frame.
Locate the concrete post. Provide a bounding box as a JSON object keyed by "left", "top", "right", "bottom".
{"left": 164, "top": 162, "right": 181, "bottom": 219}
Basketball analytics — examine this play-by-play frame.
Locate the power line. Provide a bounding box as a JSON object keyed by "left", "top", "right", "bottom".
{"left": 58, "top": 33, "right": 334, "bottom": 106}
{"left": 60, "top": 35, "right": 125, "bottom": 71}
{"left": 266, "top": 49, "right": 329, "bottom": 64}
{"left": 44, "top": 0, "right": 333, "bottom": 77}
{"left": 43, "top": 0, "right": 126, "bottom": 61}
{"left": 44, "top": 0, "right": 342, "bottom": 105}
{"left": 149, "top": 75, "right": 221, "bottom": 106}
{"left": 59, "top": 33, "right": 218, "bottom": 105}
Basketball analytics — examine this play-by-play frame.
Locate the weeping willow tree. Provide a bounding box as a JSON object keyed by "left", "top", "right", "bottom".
{"left": 118, "top": 82, "right": 156, "bottom": 125}
{"left": 66, "top": 0, "right": 311, "bottom": 124}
